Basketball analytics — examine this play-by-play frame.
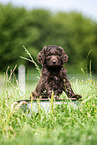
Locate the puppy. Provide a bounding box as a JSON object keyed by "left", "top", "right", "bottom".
{"left": 31, "top": 45, "right": 82, "bottom": 99}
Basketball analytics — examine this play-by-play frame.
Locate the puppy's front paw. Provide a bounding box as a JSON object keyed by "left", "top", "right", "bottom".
{"left": 72, "top": 94, "right": 82, "bottom": 100}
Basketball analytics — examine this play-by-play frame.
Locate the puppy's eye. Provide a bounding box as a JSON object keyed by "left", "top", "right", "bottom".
{"left": 57, "top": 54, "right": 61, "bottom": 57}
{"left": 57, "top": 55, "right": 60, "bottom": 59}
{"left": 55, "top": 52, "right": 61, "bottom": 56}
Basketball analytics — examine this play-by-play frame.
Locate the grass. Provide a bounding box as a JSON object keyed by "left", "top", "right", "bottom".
{"left": 0, "top": 69, "right": 97, "bottom": 145}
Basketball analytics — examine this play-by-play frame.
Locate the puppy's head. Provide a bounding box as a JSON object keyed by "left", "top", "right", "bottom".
{"left": 37, "top": 45, "right": 68, "bottom": 67}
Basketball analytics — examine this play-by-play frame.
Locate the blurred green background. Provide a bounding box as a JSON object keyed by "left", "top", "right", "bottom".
{"left": 0, "top": 3, "right": 97, "bottom": 74}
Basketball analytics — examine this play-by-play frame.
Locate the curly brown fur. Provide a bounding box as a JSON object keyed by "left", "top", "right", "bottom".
{"left": 31, "top": 45, "right": 82, "bottom": 99}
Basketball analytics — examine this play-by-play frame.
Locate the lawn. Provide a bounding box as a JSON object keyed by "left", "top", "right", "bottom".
{"left": 0, "top": 71, "right": 97, "bottom": 145}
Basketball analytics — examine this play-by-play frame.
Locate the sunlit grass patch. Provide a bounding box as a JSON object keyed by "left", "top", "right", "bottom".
{"left": 71, "top": 78, "right": 97, "bottom": 99}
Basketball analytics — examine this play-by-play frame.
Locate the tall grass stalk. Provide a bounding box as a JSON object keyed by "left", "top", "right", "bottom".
{"left": 50, "top": 90, "right": 54, "bottom": 114}
{"left": 81, "top": 49, "right": 92, "bottom": 76}
{"left": 37, "top": 99, "right": 41, "bottom": 117}
{"left": 89, "top": 60, "right": 92, "bottom": 77}
{"left": 30, "top": 93, "right": 33, "bottom": 113}
{"left": 20, "top": 46, "right": 41, "bottom": 76}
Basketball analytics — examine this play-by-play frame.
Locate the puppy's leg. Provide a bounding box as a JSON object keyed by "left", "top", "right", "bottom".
{"left": 63, "top": 78, "right": 75, "bottom": 97}
{"left": 30, "top": 90, "right": 38, "bottom": 99}
{"left": 29, "top": 78, "right": 43, "bottom": 99}
{"left": 30, "top": 76, "right": 50, "bottom": 99}
{"left": 63, "top": 77, "right": 82, "bottom": 99}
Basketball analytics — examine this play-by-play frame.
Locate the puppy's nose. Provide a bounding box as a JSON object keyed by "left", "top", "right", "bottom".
{"left": 52, "top": 60, "right": 56, "bottom": 64}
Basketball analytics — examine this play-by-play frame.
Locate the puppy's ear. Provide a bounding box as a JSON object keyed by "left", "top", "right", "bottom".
{"left": 37, "top": 46, "right": 47, "bottom": 65}
{"left": 59, "top": 46, "right": 68, "bottom": 64}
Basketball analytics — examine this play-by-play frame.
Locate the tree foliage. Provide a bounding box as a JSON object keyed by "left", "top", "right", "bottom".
{"left": 0, "top": 4, "right": 97, "bottom": 73}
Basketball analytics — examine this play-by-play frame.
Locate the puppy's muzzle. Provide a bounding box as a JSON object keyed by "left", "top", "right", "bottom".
{"left": 51, "top": 55, "right": 57, "bottom": 64}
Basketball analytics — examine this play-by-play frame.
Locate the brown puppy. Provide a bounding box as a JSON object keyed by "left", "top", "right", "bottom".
{"left": 31, "top": 45, "right": 82, "bottom": 99}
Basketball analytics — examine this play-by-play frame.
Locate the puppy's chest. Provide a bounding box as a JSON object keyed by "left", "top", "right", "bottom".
{"left": 48, "top": 73, "right": 63, "bottom": 85}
